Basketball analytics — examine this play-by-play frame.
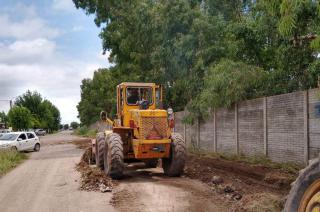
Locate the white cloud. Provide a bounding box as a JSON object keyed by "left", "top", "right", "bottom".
{"left": 0, "top": 14, "right": 60, "bottom": 39}
{"left": 0, "top": 61, "right": 103, "bottom": 123}
{"left": 72, "top": 25, "right": 85, "bottom": 32}
{"left": 0, "top": 39, "right": 56, "bottom": 65}
{"left": 52, "top": 0, "right": 76, "bottom": 12}
{"left": 0, "top": 2, "right": 110, "bottom": 124}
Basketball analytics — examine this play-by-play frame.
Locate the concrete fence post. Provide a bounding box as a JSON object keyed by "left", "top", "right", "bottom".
{"left": 197, "top": 117, "right": 200, "bottom": 148}
{"left": 304, "top": 90, "right": 309, "bottom": 165}
{"left": 183, "top": 110, "right": 186, "bottom": 141}
{"left": 235, "top": 104, "right": 239, "bottom": 155}
{"left": 263, "top": 97, "right": 268, "bottom": 156}
{"left": 213, "top": 108, "right": 217, "bottom": 152}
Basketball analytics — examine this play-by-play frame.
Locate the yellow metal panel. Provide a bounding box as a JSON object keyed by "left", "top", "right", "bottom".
{"left": 133, "top": 139, "right": 171, "bottom": 144}
{"left": 132, "top": 139, "right": 171, "bottom": 159}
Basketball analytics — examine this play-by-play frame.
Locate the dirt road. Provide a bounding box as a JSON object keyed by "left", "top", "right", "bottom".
{"left": 111, "top": 164, "right": 227, "bottom": 212}
{"left": 0, "top": 131, "right": 227, "bottom": 212}
{"left": 0, "top": 131, "right": 115, "bottom": 212}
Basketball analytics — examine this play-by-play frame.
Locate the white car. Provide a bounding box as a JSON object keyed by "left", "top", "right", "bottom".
{"left": 0, "top": 132, "right": 41, "bottom": 152}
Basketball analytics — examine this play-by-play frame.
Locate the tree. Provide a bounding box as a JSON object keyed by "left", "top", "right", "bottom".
{"left": 15, "top": 90, "right": 61, "bottom": 131}
{"left": 63, "top": 124, "right": 69, "bottom": 130}
{"left": 0, "top": 111, "right": 8, "bottom": 128}
{"left": 77, "top": 68, "right": 119, "bottom": 126}
{"left": 74, "top": 0, "right": 320, "bottom": 120}
{"left": 70, "top": 122, "right": 79, "bottom": 129}
{"left": 8, "top": 106, "right": 32, "bottom": 130}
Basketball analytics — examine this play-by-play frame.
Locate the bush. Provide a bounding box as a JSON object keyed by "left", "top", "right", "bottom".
{"left": 0, "top": 150, "right": 27, "bottom": 176}
{"left": 75, "top": 126, "right": 97, "bottom": 138}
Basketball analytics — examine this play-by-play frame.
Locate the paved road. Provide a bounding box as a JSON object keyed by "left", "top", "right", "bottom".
{"left": 0, "top": 131, "right": 115, "bottom": 212}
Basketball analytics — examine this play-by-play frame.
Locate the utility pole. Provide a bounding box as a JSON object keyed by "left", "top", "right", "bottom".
{"left": 0, "top": 97, "right": 16, "bottom": 110}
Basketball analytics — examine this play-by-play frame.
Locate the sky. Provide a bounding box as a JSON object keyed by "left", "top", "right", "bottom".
{"left": 0, "top": 0, "right": 110, "bottom": 124}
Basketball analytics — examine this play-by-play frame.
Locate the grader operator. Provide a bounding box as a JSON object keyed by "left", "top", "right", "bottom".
{"left": 92, "top": 82, "right": 186, "bottom": 179}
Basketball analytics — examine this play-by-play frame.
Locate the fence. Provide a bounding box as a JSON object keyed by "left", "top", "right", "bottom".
{"left": 174, "top": 88, "right": 320, "bottom": 164}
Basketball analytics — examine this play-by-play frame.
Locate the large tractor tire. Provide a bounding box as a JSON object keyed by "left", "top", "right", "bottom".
{"left": 163, "top": 133, "right": 186, "bottom": 177}
{"left": 104, "top": 133, "right": 124, "bottom": 179}
{"left": 144, "top": 159, "right": 159, "bottom": 168}
{"left": 95, "top": 132, "right": 105, "bottom": 169}
{"left": 284, "top": 158, "right": 320, "bottom": 212}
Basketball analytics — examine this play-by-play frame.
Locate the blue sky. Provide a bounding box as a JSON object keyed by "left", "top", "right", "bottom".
{"left": 0, "top": 0, "right": 110, "bottom": 124}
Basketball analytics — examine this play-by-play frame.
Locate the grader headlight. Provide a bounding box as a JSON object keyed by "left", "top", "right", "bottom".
{"left": 167, "top": 107, "right": 175, "bottom": 128}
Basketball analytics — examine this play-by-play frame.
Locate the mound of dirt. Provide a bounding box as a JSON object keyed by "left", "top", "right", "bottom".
{"left": 76, "top": 147, "right": 117, "bottom": 192}
{"left": 185, "top": 154, "right": 295, "bottom": 190}
{"left": 184, "top": 154, "right": 296, "bottom": 211}
{"left": 72, "top": 138, "right": 91, "bottom": 149}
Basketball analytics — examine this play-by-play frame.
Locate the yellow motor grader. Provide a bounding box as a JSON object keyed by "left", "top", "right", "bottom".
{"left": 91, "top": 82, "right": 186, "bottom": 179}
{"left": 284, "top": 158, "right": 320, "bottom": 212}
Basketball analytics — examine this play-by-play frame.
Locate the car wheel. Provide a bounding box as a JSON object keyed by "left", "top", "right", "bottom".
{"left": 34, "top": 143, "right": 40, "bottom": 152}
{"left": 11, "top": 146, "right": 18, "bottom": 151}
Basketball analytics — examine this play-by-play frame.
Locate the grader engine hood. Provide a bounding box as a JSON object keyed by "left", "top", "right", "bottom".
{"left": 129, "top": 109, "right": 171, "bottom": 159}
{"left": 130, "top": 109, "right": 170, "bottom": 140}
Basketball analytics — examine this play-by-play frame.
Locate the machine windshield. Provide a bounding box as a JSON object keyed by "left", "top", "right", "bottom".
{"left": 126, "top": 87, "right": 153, "bottom": 105}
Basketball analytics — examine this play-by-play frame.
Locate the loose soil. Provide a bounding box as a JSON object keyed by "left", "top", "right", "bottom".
{"left": 184, "top": 154, "right": 297, "bottom": 211}
{"left": 75, "top": 139, "right": 297, "bottom": 211}
{"left": 76, "top": 147, "right": 116, "bottom": 192}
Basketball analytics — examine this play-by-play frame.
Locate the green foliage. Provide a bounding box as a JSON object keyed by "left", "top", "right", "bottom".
{"left": 75, "top": 126, "right": 96, "bottom": 138}
{"left": 8, "top": 106, "right": 32, "bottom": 130}
{"left": 63, "top": 124, "right": 69, "bottom": 130}
{"left": 70, "top": 122, "right": 80, "bottom": 129}
{"left": 200, "top": 59, "right": 267, "bottom": 110}
{"left": 77, "top": 68, "right": 120, "bottom": 126}
{"left": 73, "top": 0, "right": 320, "bottom": 122}
{"left": 15, "top": 91, "right": 61, "bottom": 131}
{"left": 0, "top": 150, "right": 27, "bottom": 176}
{"left": 0, "top": 111, "right": 8, "bottom": 127}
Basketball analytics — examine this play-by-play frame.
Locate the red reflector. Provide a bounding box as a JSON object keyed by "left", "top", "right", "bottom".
{"left": 169, "top": 119, "right": 175, "bottom": 128}
{"left": 129, "top": 120, "right": 135, "bottom": 128}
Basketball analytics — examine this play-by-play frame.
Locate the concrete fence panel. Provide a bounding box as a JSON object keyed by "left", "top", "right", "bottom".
{"left": 174, "top": 88, "right": 320, "bottom": 164}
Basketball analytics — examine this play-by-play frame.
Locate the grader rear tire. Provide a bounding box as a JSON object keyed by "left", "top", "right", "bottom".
{"left": 284, "top": 158, "right": 320, "bottom": 212}
{"left": 163, "top": 133, "right": 186, "bottom": 177}
{"left": 104, "top": 133, "right": 124, "bottom": 179}
{"left": 95, "top": 132, "right": 105, "bottom": 169}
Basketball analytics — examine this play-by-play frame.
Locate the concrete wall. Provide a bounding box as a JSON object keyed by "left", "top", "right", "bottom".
{"left": 175, "top": 88, "right": 320, "bottom": 164}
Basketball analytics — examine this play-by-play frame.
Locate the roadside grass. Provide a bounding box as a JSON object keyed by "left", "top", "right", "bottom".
{"left": 75, "top": 126, "right": 97, "bottom": 138}
{"left": 0, "top": 150, "right": 27, "bottom": 176}
{"left": 189, "top": 147, "right": 302, "bottom": 175}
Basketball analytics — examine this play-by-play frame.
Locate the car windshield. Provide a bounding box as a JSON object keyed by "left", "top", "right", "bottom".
{"left": 126, "top": 87, "right": 153, "bottom": 105}
{"left": 0, "top": 133, "right": 18, "bottom": 141}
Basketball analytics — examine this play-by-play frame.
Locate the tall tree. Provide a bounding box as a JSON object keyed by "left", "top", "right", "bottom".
{"left": 15, "top": 91, "right": 61, "bottom": 131}
{"left": 8, "top": 106, "right": 32, "bottom": 131}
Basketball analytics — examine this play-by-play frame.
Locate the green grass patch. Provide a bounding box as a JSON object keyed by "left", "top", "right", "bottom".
{"left": 75, "top": 126, "right": 97, "bottom": 138}
{"left": 189, "top": 147, "right": 302, "bottom": 175}
{"left": 0, "top": 150, "right": 27, "bottom": 176}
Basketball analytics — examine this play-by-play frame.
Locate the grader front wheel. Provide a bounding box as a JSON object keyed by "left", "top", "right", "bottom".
{"left": 104, "top": 133, "right": 124, "bottom": 179}
{"left": 285, "top": 158, "right": 320, "bottom": 212}
{"left": 163, "top": 133, "right": 186, "bottom": 177}
{"left": 95, "top": 133, "right": 105, "bottom": 169}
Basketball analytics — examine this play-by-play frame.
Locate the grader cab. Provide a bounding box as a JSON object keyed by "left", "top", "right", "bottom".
{"left": 92, "top": 82, "right": 186, "bottom": 179}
